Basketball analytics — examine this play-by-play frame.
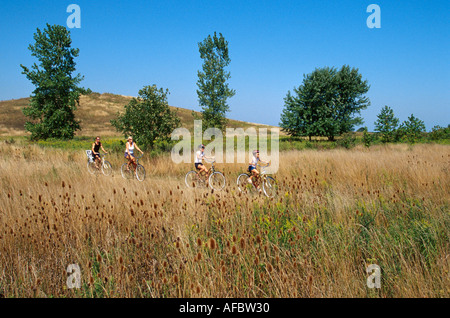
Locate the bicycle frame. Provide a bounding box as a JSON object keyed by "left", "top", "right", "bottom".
{"left": 249, "top": 163, "right": 270, "bottom": 185}
{"left": 126, "top": 153, "right": 143, "bottom": 170}
{"left": 197, "top": 159, "right": 216, "bottom": 178}
{"left": 91, "top": 153, "right": 106, "bottom": 168}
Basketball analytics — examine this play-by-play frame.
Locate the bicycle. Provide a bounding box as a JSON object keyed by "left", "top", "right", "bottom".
{"left": 86, "top": 151, "right": 113, "bottom": 176}
{"left": 185, "top": 159, "right": 226, "bottom": 191}
{"left": 237, "top": 163, "right": 278, "bottom": 198}
{"left": 121, "top": 153, "right": 146, "bottom": 181}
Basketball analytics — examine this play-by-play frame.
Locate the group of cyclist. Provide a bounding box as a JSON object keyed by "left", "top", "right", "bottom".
{"left": 91, "top": 135, "right": 143, "bottom": 172}
{"left": 195, "top": 143, "right": 269, "bottom": 189}
{"left": 91, "top": 137, "right": 268, "bottom": 188}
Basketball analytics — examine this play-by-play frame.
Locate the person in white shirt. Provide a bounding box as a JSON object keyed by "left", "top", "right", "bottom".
{"left": 195, "top": 144, "right": 213, "bottom": 178}
{"left": 248, "top": 150, "right": 269, "bottom": 186}
{"left": 125, "top": 136, "right": 144, "bottom": 170}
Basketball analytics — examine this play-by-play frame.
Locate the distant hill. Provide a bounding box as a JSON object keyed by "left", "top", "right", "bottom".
{"left": 0, "top": 92, "right": 279, "bottom": 137}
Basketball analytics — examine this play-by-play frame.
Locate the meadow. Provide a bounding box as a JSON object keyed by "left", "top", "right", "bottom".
{"left": 0, "top": 140, "right": 448, "bottom": 298}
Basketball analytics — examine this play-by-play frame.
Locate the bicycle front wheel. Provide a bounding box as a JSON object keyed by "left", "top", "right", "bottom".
{"left": 121, "top": 163, "right": 134, "bottom": 179}
{"left": 209, "top": 171, "right": 225, "bottom": 191}
{"left": 262, "top": 176, "right": 278, "bottom": 198}
{"left": 102, "top": 161, "right": 113, "bottom": 176}
{"left": 136, "top": 164, "right": 146, "bottom": 181}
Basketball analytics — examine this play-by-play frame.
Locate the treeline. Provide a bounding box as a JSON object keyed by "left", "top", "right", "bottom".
{"left": 20, "top": 24, "right": 448, "bottom": 151}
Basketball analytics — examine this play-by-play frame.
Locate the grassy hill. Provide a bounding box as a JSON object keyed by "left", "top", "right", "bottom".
{"left": 0, "top": 92, "right": 278, "bottom": 137}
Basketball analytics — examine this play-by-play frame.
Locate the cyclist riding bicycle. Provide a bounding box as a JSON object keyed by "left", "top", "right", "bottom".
{"left": 195, "top": 144, "right": 213, "bottom": 179}
{"left": 125, "top": 136, "right": 144, "bottom": 170}
{"left": 248, "top": 150, "right": 269, "bottom": 186}
{"left": 91, "top": 136, "right": 108, "bottom": 169}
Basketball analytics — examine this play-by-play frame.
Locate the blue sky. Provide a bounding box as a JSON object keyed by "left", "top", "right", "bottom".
{"left": 1, "top": 0, "right": 448, "bottom": 131}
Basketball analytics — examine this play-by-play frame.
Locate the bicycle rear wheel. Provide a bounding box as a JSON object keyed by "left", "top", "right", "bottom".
{"left": 185, "top": 170, "right": 200, "bottom": 188}
{"left": 121, "top": 163, "right": 134, "bottom": 179}
{"left": 87, "top": 161, "right": 98, "bottom": 175}
{"left": 102, "top": 160, "right": 113, "bottom": 176}
{"left": 136, "top": 164, "right": 146, "bottom": 181}
{"left": 237, "top": 173, "right": 254, "bottom": 194}
{"left": 209, "top": 171, "right": 225, "bottom": 191}
{"left": 262, "top": 176, "right": 278, "bottom": 198}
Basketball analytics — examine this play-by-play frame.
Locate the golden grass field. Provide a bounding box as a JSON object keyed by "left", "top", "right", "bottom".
{"left": 0, "top": 141, "right": 448, "bottom": 298}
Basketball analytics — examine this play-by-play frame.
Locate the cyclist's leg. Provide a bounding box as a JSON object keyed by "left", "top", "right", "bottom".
{"left": 131, "top": 153, "right": 137, "bottom": 166}
{"left": 252, "top": 169, "right": 260, "bottom": 187}
{"left": 195, "top": 163, "right": 201, "bottom": 175}
{"left": 94, "top": 153, "right": 101, "bottom": 168}
{"left": 198, "top": 164, "right": 208, "bottom": 179}
{"left": 202, "top": 165, "right": 209, "bottom": 177}
{"left": 126, "top": 154, "right": 135, "bottom": 170}
{"left": 248, "top": 166, "right": 255, "bottom": 183}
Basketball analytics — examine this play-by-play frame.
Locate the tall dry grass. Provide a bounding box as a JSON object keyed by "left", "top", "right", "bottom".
{"left": 0, "top": 142, "right": 448, "bottom": 297}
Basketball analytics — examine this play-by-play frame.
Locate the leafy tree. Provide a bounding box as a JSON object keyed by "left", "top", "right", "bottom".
{"left": 374, "top": 106, "right": 399, "bottom": 143}
{"left": 428, "top": 125, "right": 450, "bottom": 141}
{"left": 280, "top": 65, "right": 370, "bottom": 141}
{"left": 20, "top": 24, "right": 88, "bottom": 140}
{"left": 401, "top": 114, "right": 426, "bottom": 143}
{"left": 196, "top": 32, "right": 235, "bottom": 132}
{"left": 111, "top": 85, "right": 180, "bottom": 150}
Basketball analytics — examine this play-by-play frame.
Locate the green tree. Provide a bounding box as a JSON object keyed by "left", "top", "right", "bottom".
{"left": 196, "top": 32, "right": 235, "bottom": 132}
{"left": 111, "top": 85, "right": 180, "bottom": 150}
{"left": 20, "top": 24, "right": 88, "bottom": 140}
{"left": 374, "top": 106, "right": 399, "bottom": 143}
{"left": 280, "top": 65, "right": 370, "bottom": 141}
{"left": 401, "top": 114, "right": 426, "bottom": 143}
{"left": 428, "top": 125, "right": 450, "bottom": 141}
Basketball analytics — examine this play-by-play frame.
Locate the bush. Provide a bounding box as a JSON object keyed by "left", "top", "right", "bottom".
{"left": 362, "top": 127, "right": 374, "bottom": 148}
{"left": 337, "top": 132, "right": 356, "bottom": 149}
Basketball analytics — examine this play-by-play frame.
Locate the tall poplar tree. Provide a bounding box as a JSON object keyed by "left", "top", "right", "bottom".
{"left": 20, "top": 24, "right": 88, "bottom": 140}
{"left": 196, "top": 32, "right": 235, "bottom": 132}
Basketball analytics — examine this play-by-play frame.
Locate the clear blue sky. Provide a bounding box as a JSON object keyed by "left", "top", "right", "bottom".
{"left": 1, "top": 0, "right": 449, "bottom": 131}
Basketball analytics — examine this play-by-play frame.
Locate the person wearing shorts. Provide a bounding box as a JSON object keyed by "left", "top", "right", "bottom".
{"left": 195, "top": 144, "right": 212, "bottom": 178}
{"left": 125, "top": 136, "right": 143, "bottom": 170}
{"left": 91, "top": 136, "right": 108, "bottom": 168}
{"left": 248, "top": 150, "right": 269, "bottom": 186}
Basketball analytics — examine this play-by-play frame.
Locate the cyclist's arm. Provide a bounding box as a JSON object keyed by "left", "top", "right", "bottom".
{"left": 135, "top": 144, "right": 144, "bottom": 154}
{"left": 257, "top": 159, "right": 269, "bottom": 166}
{"left": 101, "top": 145, "right": 108, "bottom": 154}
